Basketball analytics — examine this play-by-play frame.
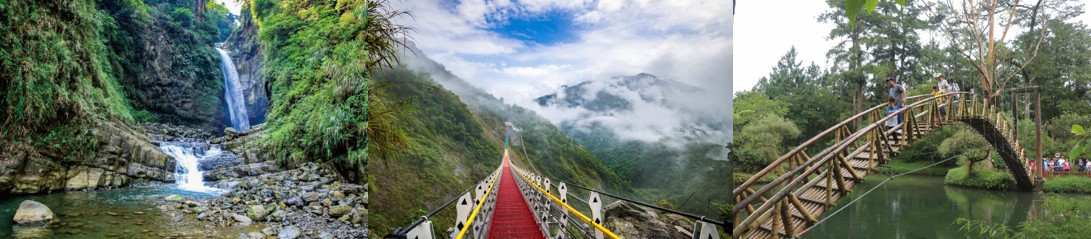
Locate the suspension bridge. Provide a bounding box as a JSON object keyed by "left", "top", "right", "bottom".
{"left": 733, "top": 91, "right": 1046, "bottom": 239}
{"left": 384, "top": 129, "right": 727, "bottom": 239}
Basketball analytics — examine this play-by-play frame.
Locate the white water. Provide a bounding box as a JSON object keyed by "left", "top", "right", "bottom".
{"left": 160, "top": 144, "right": 222, "bottom": 193}
{"left": 216, "top": 46, "right": 250, "bottom": 131}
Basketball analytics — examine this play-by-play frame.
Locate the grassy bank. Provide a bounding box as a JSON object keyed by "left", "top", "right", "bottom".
{"left": 944, "top": 167, "right": 1012, "bottom": 190}
{"left": 1043, "top": 176, "right": 1091, "bottom": 193}
{"left": 877, "top": 160, "right": 953, "bottom": 176}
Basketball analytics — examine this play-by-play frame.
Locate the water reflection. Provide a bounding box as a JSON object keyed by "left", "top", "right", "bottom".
{"left": 803, "top": 175, "right": 1088, "bottom": 239}
{"left": 0, "top": 185, "right": 248, "bottom": 239}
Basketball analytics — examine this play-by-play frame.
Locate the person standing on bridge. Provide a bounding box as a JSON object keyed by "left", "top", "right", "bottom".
{"left": 885, "top": 98, "right": 902, "bottom": 142}
{"left": 932, "top": 86, "right": 947, "bottom": 121}
{"left": 888, "top": 77, "right": 907, "bottom": 126}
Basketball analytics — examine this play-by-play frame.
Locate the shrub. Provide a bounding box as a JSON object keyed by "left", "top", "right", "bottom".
{"left": 1042, "top": 176, "right": 1091, "bottom": 193}
{"left": 944, "top": 167, "right": 1012, "bottom": 190}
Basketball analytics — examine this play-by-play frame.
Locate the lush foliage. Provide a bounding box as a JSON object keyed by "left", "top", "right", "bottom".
{"left": 1042, "top": 176, "right": 1091, "bottom": 193}
{"left": 101, "top": 0, "right": 236, "bottom": 131}
{"left": 0, "top": 0, "right": 136, "bottom": 158}
{"left": 367, "top": 66, "right": 500, "bottom": 236}
{"left": 732, "top": 115, "right": 801, "bottom": 173}
{"left": 561, "top": 122, "right": 729, "bottom": 214}
{"left": 251, "top": 0, "right": 368, "bottom": 179}
{"left": 1068, "top": 124, "right": 1091, "bottom": 160}
{"left": 894, "top": 124, "right": 962, "bottom": 165}
{"left": 944, "top": 167, "right": 1011, "bottom": 190}
{"left": 957, "top": 196, "right": 1091, "bottom": 238}
{"left": 940, "top": 128, "right": 992, "bottom": 176}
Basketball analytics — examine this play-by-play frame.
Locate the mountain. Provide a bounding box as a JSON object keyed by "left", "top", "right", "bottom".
{"left": 532, "top": 72, "right": 730, "bottom": 217}
{"left": 536, "top": 73, "right": 698, "bottom": 112}
{"left": 367, "top": 43, "right": 630, "bottom": 236}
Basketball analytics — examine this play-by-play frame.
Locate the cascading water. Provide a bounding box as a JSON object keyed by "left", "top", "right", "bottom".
{"left": 215, "top": 45, "right": 250, "bottom": 132}
{"left": 159, "top": 143, "right": 222, "bottom": 193}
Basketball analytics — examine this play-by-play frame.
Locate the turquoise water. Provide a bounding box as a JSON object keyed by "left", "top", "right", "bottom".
{"left": 802, "top": 174, "right": 1091, "bottom": 239}
{"left": 0, "top": 185, "right": 252, "bottom": 239}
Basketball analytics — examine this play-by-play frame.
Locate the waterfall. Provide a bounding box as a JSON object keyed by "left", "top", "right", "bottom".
{"left": 160, "top": 143, "right": 222, "bottom": 193}
{"left": 216, "top": 46, "right": 250, "bottom": 132}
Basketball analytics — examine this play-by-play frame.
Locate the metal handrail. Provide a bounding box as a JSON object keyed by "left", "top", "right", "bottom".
{"left": 384, "top": 154, "right": 504, "bottom": 239}
{"left": 455, "top": 152, "right": 504, "bottom": 239}
{"left": 385, "top": 187, "right": 470, "bottom": 238}
{"left": 511, "top": 164, "right": 622, "bottom": 239}
{"left": 563, "top": 182, "right": 728, "bottom": 230}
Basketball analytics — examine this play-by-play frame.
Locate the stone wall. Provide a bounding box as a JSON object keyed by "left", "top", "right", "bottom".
{"left": 0, "top": 122, "right": 176, "bottom": 194}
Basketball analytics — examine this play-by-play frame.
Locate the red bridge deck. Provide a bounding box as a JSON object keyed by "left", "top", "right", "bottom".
{"left": 487, "top": 155, "right": 545, "bottom": 239}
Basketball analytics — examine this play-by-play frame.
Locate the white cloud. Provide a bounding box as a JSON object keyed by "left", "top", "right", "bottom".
{"left": 388, "top": 0, "right": 731, "bottom": 144}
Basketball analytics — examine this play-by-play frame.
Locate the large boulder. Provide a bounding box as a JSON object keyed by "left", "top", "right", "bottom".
{"left": 13, "top": 200, "right": 54, "bottom": 225}
{"left": 602, "top": 201, "right": 694, "bottom": 238}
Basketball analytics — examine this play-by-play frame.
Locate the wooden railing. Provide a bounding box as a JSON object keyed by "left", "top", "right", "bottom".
{"left": 732, "top": 92, "right": 1037, "bottom": 238}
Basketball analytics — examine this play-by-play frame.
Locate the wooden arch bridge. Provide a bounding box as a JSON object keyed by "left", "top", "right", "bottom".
{"left": 733, "top": 92, "right": 1042, "bottom": 239}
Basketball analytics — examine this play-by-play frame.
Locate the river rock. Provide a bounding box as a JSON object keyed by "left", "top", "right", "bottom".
{"left": 278, "top": 225, "right": 301, "bottom": 239}
{"left": 301, "top": 192, "right": 319, "bottom": 203}
{"left": 231, "top": 213, "right": 252, "bottom": 225}
{"left": 13, "top": 200, "right": 54, "bottom": 225}
{"left": 246, "top": 205, "right": 269, "bottom": 221}
{"left": 164, "top": 194, "right": 184, "bottom": 202}
{"left": 328, "top": 205, "right": 351, "bottom": 217}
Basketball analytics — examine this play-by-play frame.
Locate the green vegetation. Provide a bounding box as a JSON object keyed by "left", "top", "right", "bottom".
{"left": 957, "top": 196, "right": 1091, "bottom": 238}
{"left": 732, "top": 0, "right": 1091, "bottom": 202}
{"left": 368, "top": 48, "right": 633, "bottom": 236}
{"left": 1, "top": 0, "right": 137, "bottom": 157}
{"left": 559, "top": 121, "right": 729, "bottom": 214}
{"left": 100, "top": 0, "right": 235, "bottom": 131}
{"left": 1042, "top": 176, "right": 1091, "bottom": 194}
{"left": 944, "top": 167, "right": 1011, "bottom": 190}
{"left": 247, "top": 0, "right": 369, "bottom": 179}
{"left": 367, "top": 66, "right": 500, "bottom": 236}
{"left": 894, "top": 125, "right": 962, "bottom": 165}
{"left": 876, "top": 160, "right": 950, "bottom": 176}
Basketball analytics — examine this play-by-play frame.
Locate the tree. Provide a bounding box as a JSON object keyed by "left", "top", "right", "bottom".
{"left": 939, "top": 129, "right": 992, "bottom": 176}
{"left": 820, "top": 0, "right": 929, "bottom": 125}
{"left": 732, "top": 115, "right": 802, "bottom": 172}
{"left": 733, "top": 91, "right": 791, "bottom": 128}
{"left": 842, "top": 0, "right": 910, "bottom": 25}
{"left": 1013, "top": 19, "right": 1091, "bottom": 119}
{"left": 930, "top": 0, "right": 1050, "bottom": 106}
{"left": 755, "top": 48, "right": 851, "bottom": 141}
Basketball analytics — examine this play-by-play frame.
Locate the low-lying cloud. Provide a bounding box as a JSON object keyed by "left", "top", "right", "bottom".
{"left": 388, "top": 0, "right": 732, "bottom": 146}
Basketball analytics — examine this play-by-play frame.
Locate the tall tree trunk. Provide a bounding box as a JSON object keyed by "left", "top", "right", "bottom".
{"left": 852, "top": 19, "right": 864, "bottom": 129}
{"left": 1021, "top": 0, "right": 1043, "bottom": 119}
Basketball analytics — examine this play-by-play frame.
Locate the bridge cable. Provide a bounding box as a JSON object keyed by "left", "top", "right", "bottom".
{"left": 800, "top": 148, "right": 984, "bottom": 237}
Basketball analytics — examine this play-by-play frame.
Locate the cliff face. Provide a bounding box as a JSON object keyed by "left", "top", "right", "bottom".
{"left": 123, "top": 20, "right": 227, "bottom": 133}
{"left": 225, "top": 8, "right": 268, "bottom": 125}
{"left": 0, "top": 122, "right": 176, "bottom": 194}
{"left": 0, "top": 0, "right": 238, "bottom": 194}
{"left": 108, "top": 2, "right": 229, "bottom": 133}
